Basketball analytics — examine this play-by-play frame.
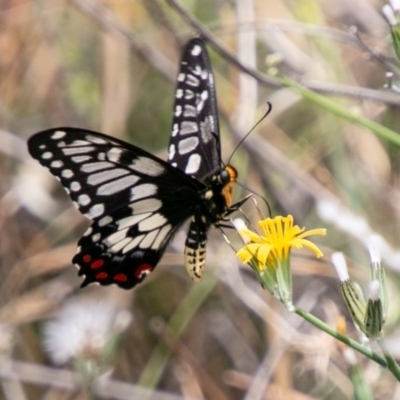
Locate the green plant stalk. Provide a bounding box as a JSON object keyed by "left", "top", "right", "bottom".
{"left": 377, "top": 339, "right": 400, "bottom": 381}
{"left": 280, "top": 75, "right": 400, "bottom": 147}
{"left": 390, "top": 27, "right": 400, "bottom": 62}
{"left": 349, "top": 363, "right": 373, "bottom": 400}
{"left": 294, "top": 306, "right": 387, "bottom": 368}
{"left": 138, "top": 274, "right": 217, "bottom": 388}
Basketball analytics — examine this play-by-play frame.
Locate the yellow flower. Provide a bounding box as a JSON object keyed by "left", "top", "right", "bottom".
{"left": 236, "top": 215, "right": 326, "bottom": 271}
{"left": 234, "top": 215, "right": 326, "bottom": 310}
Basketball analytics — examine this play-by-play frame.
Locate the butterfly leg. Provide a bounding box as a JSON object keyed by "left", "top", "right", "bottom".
{"left": 219, "top": 194, "right": 253, "bottom": 224}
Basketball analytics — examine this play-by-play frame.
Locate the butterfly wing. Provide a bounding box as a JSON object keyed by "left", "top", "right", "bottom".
{"left": 28, "top": 128, "right": 204, "bottom": 288}
{"left": 167, "top": 38, "right": 227, "bottom": 282}
{"left": 167, "top": 38, "right": 221, "bottom": 180}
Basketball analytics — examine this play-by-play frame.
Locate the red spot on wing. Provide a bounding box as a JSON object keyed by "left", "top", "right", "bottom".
{"left": 83, "top": 255, "right": 92, "bottom": 263}
{"left": 134, "top": 263, "right": 153, "bottom": 279}
{"left": 95, "top": 272, "right": 108, "bottom": 280}
{"left": 90, "top": 259, "right": 104, "bottom": 269}
{"left": 114, "top": 273, "right": 127, "bottom": 282}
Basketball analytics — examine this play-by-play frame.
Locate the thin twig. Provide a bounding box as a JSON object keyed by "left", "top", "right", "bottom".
{"left": 166, "top": 0, "right": 400, "bottom": 106}
{"left": 69, "top": 0, "right": 176, "bottom": 81}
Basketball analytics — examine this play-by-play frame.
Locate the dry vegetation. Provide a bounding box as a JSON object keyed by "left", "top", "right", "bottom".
{"left": 1, "top": 0, "right": 400, "bottom": 399}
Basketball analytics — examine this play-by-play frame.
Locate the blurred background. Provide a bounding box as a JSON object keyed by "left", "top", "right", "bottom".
{"left": 1, "top": 0, "right": 400, "bottom": 399}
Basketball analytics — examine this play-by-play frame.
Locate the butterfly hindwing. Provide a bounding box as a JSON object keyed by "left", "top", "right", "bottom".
{"left": 73, "top": 204, "right": 180, "bottom": 288}
{"left": 168, "top": 38, "right": 221, "bottom": 180}
{"left": 28, "top": 128, "right": 204, "bottom": 288}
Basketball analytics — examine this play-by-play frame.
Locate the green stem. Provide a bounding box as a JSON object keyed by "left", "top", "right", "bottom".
{"left": 279, "top": 75, "right": 400, "bottom": 147}
{"left": 294, "top": 306, "right": 387, "bottom": 368}
{"left": 138, "top": 275, "right": 217, "bottom": 388}
{"left": 377, "top": 339, "right": 400, "bottom": 381}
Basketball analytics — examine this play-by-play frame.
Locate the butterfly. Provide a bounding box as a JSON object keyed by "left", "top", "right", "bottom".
{"left": 28, "top": 38, "right": 247, "bottom": 289}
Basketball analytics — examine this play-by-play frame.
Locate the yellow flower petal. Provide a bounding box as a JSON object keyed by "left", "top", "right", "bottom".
{"left": 236, "top": 215, "right": 325, "bottom": 269}
{"left": 236, "top": 243, "right": 261, "bottom": 263}
{"left": 254, "top": 242, "right": 273, "bottom": 268}
{"left": 237, "top": 227, "right": 265, "bottom": 244}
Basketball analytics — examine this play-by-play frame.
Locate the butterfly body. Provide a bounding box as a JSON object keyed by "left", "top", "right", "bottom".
{"left": 28, "top": 38, "right": 243, "bottom": 289}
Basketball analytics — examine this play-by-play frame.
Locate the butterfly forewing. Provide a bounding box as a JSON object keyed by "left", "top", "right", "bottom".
{"left": 28, "top": 128, "right": 204, "bottom": 288}
{"left": 168, "top": 38, "right": 221, "bottom": 180}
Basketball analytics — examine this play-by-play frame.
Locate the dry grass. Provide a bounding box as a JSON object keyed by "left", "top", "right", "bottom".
{"left": 0, "top": 0, "right": 400, "bottom": 399}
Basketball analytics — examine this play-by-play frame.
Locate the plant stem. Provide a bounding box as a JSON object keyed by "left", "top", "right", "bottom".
{"left": 280, "top": 75, "right": 400, "bottom": 147}
{"left": 294, "top": 306, "right": 387, "bottom": 368}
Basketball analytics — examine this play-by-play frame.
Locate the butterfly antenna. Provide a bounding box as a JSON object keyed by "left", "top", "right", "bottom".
{"left": 227, "top": 102, "right": 272, "bottom": 166}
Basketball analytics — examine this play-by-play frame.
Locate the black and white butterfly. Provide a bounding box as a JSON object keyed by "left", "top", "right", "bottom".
{"left": 28, "top": 38, "right": 246, "bottom": 289}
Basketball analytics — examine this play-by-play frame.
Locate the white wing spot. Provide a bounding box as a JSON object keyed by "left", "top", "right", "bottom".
{"left": 86, "top": 135, "right": 107, "bottom": 144}
{"left": 105, "top": 228, "right": 129, "bottom": 245}
{"left": 131, "top": 198, "right": 162, "bottom": 214}
{"left": 62, "top": 146, "right": 95, "bottom": 155}
{"left": 81, "top": 162, "right": 113, "bottom": 173}
{"left": 107, "top": 148, "right": 123, "bottom": 162}
{"left": 180, "top": 121, "right": 198, "bottom": 135}
{"left": 176, "top": 89, "right": 183, "bottom": 98}
{"left": 42, "top": 152, "right": 53, "bottom": 159}
{"left": 185, "top": 89, "right": 194, "bottom": 99}
{"left": 122, "top": 235, "right": 145, "bottom": 254}
{"left": 51, "top": 131, "right": 66, "bottom": 139}
{"left": 192, "top": 65, "right": 202, "bottom": 76}
{"left": 70, "top": 181, "right": 81, "bottom": 192}
{"left": 183, "top": 104, "right": 196, "bottom": 118}
{"left": 130, "top": 183, "right": 157, "bottom": 201}
{"left": 129, "top": 157, "right": 165, "bottom": 176}
{"left": 168, "top": 144, "right": 176, "bottom": 161}
{"left": 117, "top": 213, "right": 151, "bottom": 230}
{"left": 97, "top": 175, "right": 139, "bottom": 196}
{"left": 172, "top": 123, "right": 179, "bottom": 137}
{"left": 92, "top": 232, "right": 101, "bottom": 242}
{"left": 110, "top": 237, "right": 133, "bottom": 253}
{"left": 178, "top": 73, "right": 185, "bottom": 82}
{"left": 152, "top": 224, "right": 172, "bottom": 249}
{"left": 98, "top": 215, "right": 113, "bottom": 227}
{"left": 78, "top": 194, "right": 91, "bottom": 206}
{"left": 174, "top": 105, "right": 182, "bottom": 117}
{"left": 186, "top": 74, "right": 200, "bottom": 87}
{"left": 138, "top": 213, "right": 167, "bottom": 232}
{"left": 72, "top": 155, "right": 91, "bottom": 163}
{"left": 178, "top": 137, "right": 199, "bottom": 155}
{"left": 185, "top": 154, "right": 201, "bottom": 174}
{"left": 196, "top": 90, "right": 209, "bottom": 112}
{"left": 87, "top": 168, "right": 129, "bottom": 185}
{"left": 87, "top": 203, "right": 105, "bottom": 219}
{"left": 139, "top": 229, "right": 159, "bottom": 249}
{"left": 61, "top": 169, "right": 74, "bottom": 179}
{"left": 64, "top": 140, "right": 88, "bottom": 147}
{"left": 191, "top": 44, "right": 202, "bottom": 56}
{"left": 200, "top": 116, "right": 213, "bottom": 144}
{"left": 39, "top": 145, "right": 46, "bottom": 149}
{"left": 51, "top": 160, "right": 63, "bottom": 168}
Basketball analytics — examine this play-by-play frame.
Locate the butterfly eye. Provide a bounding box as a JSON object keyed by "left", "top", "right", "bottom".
{"left": 218, "top": 170, "right": 230, "bottom": 185}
